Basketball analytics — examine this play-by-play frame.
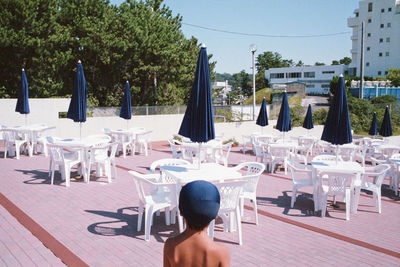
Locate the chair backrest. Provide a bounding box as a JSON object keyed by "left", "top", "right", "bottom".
{"left": 319, "top": 171, "right": 356, "bottom": 196}
{"left": 109, "top": 142, "right": 119, "bottom": 160}
{"left": 364, "top": 164, "right": 391, "bottom": 188}
{"left": 287, "top": 160, "right": 312, "bottom": 183}
{"left": 47, "top": 143, "right": 65, "bottom": 163}
{"left": 253, "top": 141, "right": 264, "bottom": 157}
{"left": 2, "top": 129, "right": 16, "bottom": 143}
{"left": 214, "top": 142, "right": 233, "bottom": 159}
{"left": 181, "top": 145, "right": 205, "bottom": 163}
{"left": 390, "top": 153, "right": 400, "bottom": 160}
{"left": 298, "top": 137, "right": 314, "bottom": 147}
{"left": 90, "top": 143, "right": 109, "bottom": 161}
{"left": 269, "top": 146, "right": 291, "bottom": 159}
{"left": 256, "top": 136, "right": 273, "bottom": 144}
{"left": 87, "top": 134, "right": 112, "bottom": 143}
{"left": 137, "top": 130, "right": 152, "bottom": 142}
{"left": 214, "top": 180, "right": 246, "bottom": 212}
{"left": 168, "top": 139, "right": 181, "bottom": 157}
{"left": 150, "top": 158, "right": 191, "bottom": 173}
{"left": 233, "top": 162, "right": 265, "bottom": 175}
{"left": 313, "top": 154, "right": 343, "bottom": 162}
{"left": 338, "top": 146, "right": 357, "bottom": 161}
{"left": 381, "top": 147, "right": 400, "bottom": 158}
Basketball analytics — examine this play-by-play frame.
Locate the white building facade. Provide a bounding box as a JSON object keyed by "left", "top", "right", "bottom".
{"left": 265, "top": 65, "right": 347, "bottom": 95}
{"left": 348, "top": 0, "right": 400, "bottom": 77}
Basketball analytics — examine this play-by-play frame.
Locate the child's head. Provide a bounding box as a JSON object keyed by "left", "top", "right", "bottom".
{"left": 179, "top": 180, "right": 220, "bottom": 230}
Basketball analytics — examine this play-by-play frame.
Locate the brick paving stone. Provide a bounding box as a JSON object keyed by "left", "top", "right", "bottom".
{"left": 0, "top": 143, "right": 399, "bottom": 266}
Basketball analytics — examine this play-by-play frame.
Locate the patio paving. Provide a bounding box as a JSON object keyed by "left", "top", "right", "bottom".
{"left": 0, "top": 141, "right": 399, "bottom": 266}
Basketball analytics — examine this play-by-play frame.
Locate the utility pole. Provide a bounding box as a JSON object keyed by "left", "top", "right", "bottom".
{"left": 360, "top": 21, "right": 365, "bottom": 99}
{"left": 250, "top": 44, "right": 257, "bottom": 120}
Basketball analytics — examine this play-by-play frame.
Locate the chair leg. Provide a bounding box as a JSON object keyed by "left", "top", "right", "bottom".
{"left": 291, "top": 187, "right": 297, "bottom": 208}
{"left": 236, "top": 206, "right": 242, "bottom": 245}
{"left": 321, "top": 194, "right": 328, "bottom": 218}
{"left": 64, "top": 164, "right": 71, "bottom": 187}
{"left": 239, "top": 197, "right": 244, "bottom": 217}
{"left": 165, "top": 207, "right": 170, "bottom": 226}
{"left": 253, "top": 198, "right": 258, "bottom": 225}
{"left": 376, "top": 190, "right": 382, "bottom": 214}
{"left": 208, "top": 219, "right": 215, "bottom": 240}
{"left": 345, "top": 188, "right": 350, "bottom": 220}
{"left": 144, "top": 205, "right": 154, "bottom": 241}
{"left": 137, "top": 203, "right": 143, "bottom": 231}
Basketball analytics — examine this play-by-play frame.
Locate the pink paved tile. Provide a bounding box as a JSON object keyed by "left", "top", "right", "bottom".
{"left": 0, "top": 142, "right": 399, "bottom": 266}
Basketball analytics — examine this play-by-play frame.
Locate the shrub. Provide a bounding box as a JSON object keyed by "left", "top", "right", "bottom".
{"left": 313, "top": 108, "right": 328, "bottom": 125}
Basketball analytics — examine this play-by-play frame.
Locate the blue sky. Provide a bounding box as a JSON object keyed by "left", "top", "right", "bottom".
{"left": 110, "top": 0, "right": 360, "bottom": 74}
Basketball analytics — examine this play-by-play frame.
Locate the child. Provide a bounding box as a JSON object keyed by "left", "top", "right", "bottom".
{"left": 164, "top": 180, "right": 230, "bottom": 267}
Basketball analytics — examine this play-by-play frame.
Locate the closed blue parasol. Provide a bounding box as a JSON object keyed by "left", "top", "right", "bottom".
{"left": 178, "top": 44, "right": 215, "bottom": 143}
{"left": 368, "top": 112, "right": 377, "bottom": 136}
{"left": 302, "top": 104, "right": 314, "bottom": 132}
{"left": 120, "top": 81, "right": 132, "bottom": 128}
{"left": 256, "top": 97, "right": 268, "bottom": 133}
{"left": 276, "top": 91, "right": 291, "bottom": 140}
{"left": 379, "top": 106, "right": 392, "bottom": 137}
{"left": 67, "top": 60, "right": 87, "bottom": 138}
{"left": 321, "top": 75, "right": 352, "bottom": 161}
{"left": 15, "top": 68, "right": 30, "bottom": 125}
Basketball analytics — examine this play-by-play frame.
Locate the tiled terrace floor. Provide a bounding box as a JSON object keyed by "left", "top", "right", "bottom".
{"left": 0, "top": 142, "right": 399, "bottom": 266}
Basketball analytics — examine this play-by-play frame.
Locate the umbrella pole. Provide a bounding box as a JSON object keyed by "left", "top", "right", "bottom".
{"left": 126, "top": 119, "right": 129, "bottom": 130}
{"left": 80, "top": 122, "right": 82, "bottom": 140}
{"left": 24, "top": 114, "right": 27, "bottom": 126}
{"left": 198, "top": 143, "right": 202, "bottom": 169}
{"left": 336, "top": 144, "right": 339, "bottom": 164}
{"left": 261, "top": 127, "right": 263, "bottom": 135}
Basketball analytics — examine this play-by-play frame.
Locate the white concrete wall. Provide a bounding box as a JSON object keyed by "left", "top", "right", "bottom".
{"left": 1, "top": 98, "right": 399, "bottom": 144}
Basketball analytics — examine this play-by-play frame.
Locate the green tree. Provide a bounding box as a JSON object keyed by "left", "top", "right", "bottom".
{"left": 255, "top": 71, "right": 268, "bottom": 90}
{"left": 315, "top": 62, "right": 325, "bottom": 66}
{"left": 232, "top": 70, "right": 251, "bottom": 97}
{"left": 255, "top": 51, "right": 294, "bottom": 71}
{"left": 387, "top": 68, "right": 400, "bottom": 87}
{"left": 332, "top": 60, "right": 340, "bottom": 65}
{"left": 296, "top": 60, "right": 304, "bottom": 67}
{"left": 339, "top": 57, "right": 352, "bottom": 65}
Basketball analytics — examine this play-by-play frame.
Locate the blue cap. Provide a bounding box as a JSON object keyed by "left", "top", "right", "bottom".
{"left": 179, "top": 180, "right": 220, "bottom": 228}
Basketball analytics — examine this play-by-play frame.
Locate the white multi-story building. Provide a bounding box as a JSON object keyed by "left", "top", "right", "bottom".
{"left": 212, "top": 80, "right": 232, "bottom": 104}
{"left": 348, "top": 0, "right": 400, "bottom": 77}
{"left": 265, "top": 65, "right": 347, "bottom": 95}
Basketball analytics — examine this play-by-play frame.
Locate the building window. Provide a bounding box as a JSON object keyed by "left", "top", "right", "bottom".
{"left": 387, "top": 23, "right": 391, "bottom": 27}
{"left": 386, "top": 52, "right": 389, "bottom": 56}
{"left": 321, "top": 84, "right": 330, "bottom": 88}
{"left": 367, "top": 33, "right": 371, "bottom": 37}
{"left": 378, "top": 71, "right": 382, "bottom": 75}
{"left": 388, "top": 7, "right": 392, "bottom": 12}
{"left": 270, "top": 73, "right": 284, "bottom": 79}
{"left": 355, "top": 12, "right": 359, "bottom": 17}
{"left": 368, "top": 18, "right": 372, "bottom": 23}
{"left": 387, "top": 37, "right": 390, "bottom": 42}
{"left": 306, "top": 84, "right": 315, "bottom": 88}
{"left": 288, "top": 72, "right": 301, "bottom": 78}
{"left": 368, "top": 3, "right": 373, "bottom": 12}
{"left": 366, "top": 62, "right": 370, "bottom": 66}
{"left": 381, "top": 8, "right": 385, "bottom": 13}
{"left": 385, "top": 71, "right": 388, "bottom": 75}
{"left": 380, "top": 24, "right": 384, "bottom": 28}
{"left": 303, "top": 72, "right": 315, "bottom": 78}
{"left": 379, "top": 52, "right": 383, "bottom": 57}
{"left": 367, "top": 47, "right": 370, "bottom": 51}
{"left": 379, "top": 38, "right": 383, "bottom": 43}
{"left": 322, "top": 71, "right": 335, "bottom": 74}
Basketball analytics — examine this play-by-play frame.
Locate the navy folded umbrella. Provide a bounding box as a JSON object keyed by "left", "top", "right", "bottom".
{"left": 120, "top": 81, "right": 132, "bottom": 128}
{"left": 15, "top": 69, "right": 30, "bottom": 125}
{"left": 256, "top": 98, "right": 268, "bottom": 133}
{"left": 321, "top": 75, "right": 352, "bottom": 160}
{"left": 302, "top": 104, "right": 314, "bottom": 130}
{"left": 276, "top": 91, "right": 291, "bottom": 140}
{"left": 179, "top": 44, "right": 215, "bottom": 143}
{"left": 379, "top": 106, "right": 392, "bottom": 137}
{"left": 368, "top": 112, "right": 377, "bottom": 136}
{"left": 67, "top": 60, "right": 87, "bottom": 138}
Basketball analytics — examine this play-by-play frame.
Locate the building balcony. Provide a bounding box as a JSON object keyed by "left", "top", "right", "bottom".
{"left": 347, "top": 17, "right": 359, "bottom": 27}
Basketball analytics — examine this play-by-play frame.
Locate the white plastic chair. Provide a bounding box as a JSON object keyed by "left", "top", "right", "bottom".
{"left": 318, "top": 171, "right": 357, "bottom": 220}
{"left": 313, "top": 154, "right": 343, "bottom": 162}
{"left": 354, "top": 164, "right": 391, "bottom": 213}
{"left": 241, "top": 135, "right": 252, "bottom": 154}
{"left": 212, "top": 142, "right": 233, "bottom": 167}
{"left": 2, "top": 129, "right": 29, "bottom": 159}
{"left": 129, "top": 170, "right": 177, "bottom": 241}
{"left": 287, "top": 160, "right": 314, "bottom": 208}
{"left": 167, "top": 139, "right": 182, "bottom": 159}
{"left": 265, "top": 145, "right": 291, "bottom": 174}
{"left": 209, "top": 180, "right": 246, "bottom": 245}
{"left": 233, "top": 162, "right": 265, "bottom": 225}
{"left": 87, "top": 142, "right": 118, "bottom": 183}
{"left": 135, "top": 130, "right": 153, "bottom": 156}
{"left": 47, "top": 143, "right": 82, "bottom": 187}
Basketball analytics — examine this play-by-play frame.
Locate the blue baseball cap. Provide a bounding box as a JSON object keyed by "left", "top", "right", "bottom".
{"left": 179, "top": 180, "right": 220, "bottom": 227}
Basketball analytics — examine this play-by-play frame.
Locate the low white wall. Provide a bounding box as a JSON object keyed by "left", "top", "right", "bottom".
{"left": 1, "top": 98, "right": 399, "bottom": 144}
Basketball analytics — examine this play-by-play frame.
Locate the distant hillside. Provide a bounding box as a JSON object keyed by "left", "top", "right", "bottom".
{"left": 215, "top": 73, "right": 234, "bottom": 85}
{"left": 242, "top": 88, "right": 272, "bottom": 105}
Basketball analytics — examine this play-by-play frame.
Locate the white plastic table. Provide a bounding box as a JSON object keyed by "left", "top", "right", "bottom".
{"left": 161, "top": 163, "right": 242, "bottom": 232}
